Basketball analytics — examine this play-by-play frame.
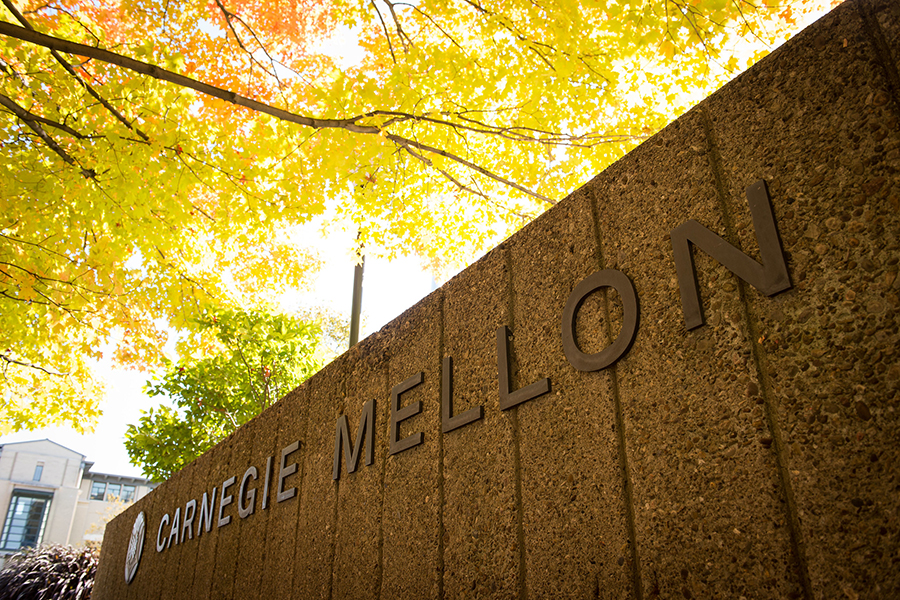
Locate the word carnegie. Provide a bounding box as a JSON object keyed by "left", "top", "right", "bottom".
{"left": 152, "top": 179, "right": 791, "bottom": 553}
{"left": 155, "top": 442, "right": 299, "bottom": 553}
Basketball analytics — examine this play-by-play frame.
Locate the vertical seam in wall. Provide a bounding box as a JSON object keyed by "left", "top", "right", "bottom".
{"left": 375, "top": 360, "right": 388, "bottom": 600}
{"left": 504, "top": 245, "right": 529, "bottom": 600}
{"left": 858, "top": 0, "right": 900, "bottom": 110}
{"left": 329, "top": 482, "right": 339, "bottom": 600}
{"left": 226, "top": 439, "right": 247, "bottom": 600}
{"left": 250, "top": 403, "right": 279, "bottom": 598}
{"left": 151, "top": 479, "right": 171, "bottom": 600}
{"left": 700, "top": 106, "right": 813, "bottom": 600}
{"left": 255, "top": 469, "right": 271, "bottom": 596}
{"left": 289, "top": 387, "right": 312, "bottom": 595}
{"left": 205, "top": 441, "right": 233, "bottom": 600}
{"left": 173, "top": 468, "right": 198, "bottom": 600}
{"left": 328, "top": 379, "right": 347, "bottom": 600}
{"left": 182, "top": 459, "right": 212, "bottom": 600}
{"left": 437, "top": 289, "right": 446, "bottom": 600}
{"left": 588, "top": 189, "right": 644, "bottom": 600}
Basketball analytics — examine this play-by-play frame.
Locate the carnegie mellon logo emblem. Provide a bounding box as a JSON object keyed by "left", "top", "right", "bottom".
{"left": 125, "top": 511, "right": 146, "bottom": 584}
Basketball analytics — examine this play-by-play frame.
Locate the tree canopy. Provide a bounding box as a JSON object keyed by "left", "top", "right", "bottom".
{"left": 0, "top": 0, "right": 836, "bottom": 433}
{"left": 125, "top": 306, "right": 322, "bottom": 480}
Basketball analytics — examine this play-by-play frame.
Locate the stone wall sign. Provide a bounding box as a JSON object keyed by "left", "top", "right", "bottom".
{"left": 95, "top": 1, "right": 900, "bottom": 597}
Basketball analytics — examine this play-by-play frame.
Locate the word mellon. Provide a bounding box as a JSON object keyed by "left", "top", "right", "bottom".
{"left": 332, "top": 178, "right": 792, "bottom": 478}
{"left": 152, "top": 179, "right": 791, "bottom": 552}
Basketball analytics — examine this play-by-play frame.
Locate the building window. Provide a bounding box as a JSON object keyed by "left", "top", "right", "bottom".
{"left": 105, "top": 483, "right": 121, "bottom": 501}
{"left": 32, "top": 463, "right": 43, "bottom": 482}
{"left": 0, "top": 491, "right": 52, "bottom": 551}
{"left": 90, "top": 481, "right": 106, "bottom": 501}
{"left": 121, "top": 485, "right": 136, "bottom": 503}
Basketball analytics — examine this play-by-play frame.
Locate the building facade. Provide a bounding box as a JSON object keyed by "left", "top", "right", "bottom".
{"left": 0, "top": 439, "right": 154, "bottom": 567}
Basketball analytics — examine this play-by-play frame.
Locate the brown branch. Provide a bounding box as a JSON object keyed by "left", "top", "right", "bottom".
{"left": 399, "top": 143, "right": 489, "bottom": 199}
{"left": 1, "top": 352, "right": 70, "bottom": 376}
{"left": 212, "top": 0, "right": 285, "bottom": 92}
{"left": 232, "top": 342, "right": 262, "bottom": 409}
{"left": 0, "top": 20, "right": 555, "bottom": 203}
{"left": 0, "top": 260, "right": 110, "bottom": 301}
{"left": 386, "top": 133, "right": 555, "bottom": 204}
{"left": 0, "top": 232, "right": 79, "bottom": 265}
{"left": 1, "top": 0, "right": 149, "bottom": 141}
{"left": 153, "top": 246, "right": 217, "bottom": 299}
{"left": 0, "top": 93, "right": 90, "bottom": 139}
{"left": 0, "top": 91, "right": 96, "bottom": 177}
{"left": 367, "top": 108, "right": 641, "bottom": 147}
{"left": 370, "top": 0, "right": 397, "bottom": 64}
{"left": 0, "top": 21, "right": 377, "bottom": 131}
{"left": 380, "top": 0, "right": 412, "bottom": 51}
{"left": 668, "top": 0, "right": 714, "bottom": 62}
{"left": 395, "top": 2, "right": 471, "bottom": 57}
{"left": 456, "top": 0, "right": 564, "bottom": 62}
{"left": 0, "top": 289, "right": 69, "bottom": 309}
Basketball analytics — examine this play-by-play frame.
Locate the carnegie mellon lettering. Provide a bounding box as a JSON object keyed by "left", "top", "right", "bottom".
{"left": 151, "top": 178, "right": 791, "bottom": 548}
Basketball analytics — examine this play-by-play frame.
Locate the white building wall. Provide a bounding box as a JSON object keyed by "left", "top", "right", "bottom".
{"left": 0, "top": 439, "right": 155, "bottom": 568}
{"left": 69, "top": 478, "right": 154, "bottom": 546}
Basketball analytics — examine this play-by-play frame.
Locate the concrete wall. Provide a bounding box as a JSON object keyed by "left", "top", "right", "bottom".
{"left": 94, "top": 0, "right": 900, "bottom": 598}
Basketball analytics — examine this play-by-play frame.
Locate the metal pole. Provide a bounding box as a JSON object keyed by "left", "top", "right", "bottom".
{"left": 349, "top": 254, "right": 364, "bottom": 348}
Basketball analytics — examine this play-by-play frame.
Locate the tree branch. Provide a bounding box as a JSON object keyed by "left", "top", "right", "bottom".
{"left": 0, "top": 21, "right": 344, "bottom": 128}
{"left": 0, "top": 20, "right": 555, "bottom": 203}
{"left": 386, "top": 133, "right": 555, "bottom": 204}
{"left": 370, "top": 0, "right": 397, "bottom": 63}
{"left": 1, "top": 0, "right": 149, "bottom": 141}
{"left": 399, "top": 143, "right": 489, "bottom": 199}
{"left": 0, "top": 232, "right": 78, "bottom": 265}
{"left": 380, "top": 0, "right": 412, "bottom": 51}
{"left": 0, "top": 91, "right": 96, "bottom": 177}
{"left": 0, "top": 93, "right": 91, "bottom": 139}
{"left": 395, "top": 2, "right": 467, "bottom": 56}
{"left": 212, "top": 0, "right": 286, "bottom": 92}
{"left": 1, "top": 352, "right": 70, "bottom": 376}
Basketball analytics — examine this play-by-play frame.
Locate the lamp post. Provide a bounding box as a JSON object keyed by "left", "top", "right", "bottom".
{"left": 349, "top": 253, "right": 364, "bottom": 348}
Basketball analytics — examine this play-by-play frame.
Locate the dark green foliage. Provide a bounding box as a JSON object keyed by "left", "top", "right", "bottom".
{"left": 0, "top": 544, "right": 98, "bottom": 600}
{"left": 125, "top": 306, "right": 323, "bottom": 481}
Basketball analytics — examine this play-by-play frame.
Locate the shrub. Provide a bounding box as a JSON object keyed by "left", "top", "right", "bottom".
{"left": 0, "top": 545, "right": 98, "bottom": 600}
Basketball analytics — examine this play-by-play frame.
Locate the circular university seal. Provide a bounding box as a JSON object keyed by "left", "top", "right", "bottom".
{"left": 124, "top": 511, "right": 146, "bottom": 584}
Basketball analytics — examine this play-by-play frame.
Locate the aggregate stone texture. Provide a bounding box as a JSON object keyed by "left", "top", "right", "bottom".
{"left": 129, "top": 489, "right": 163, "bottom": 600}
{"left": 231, "top": 403, "right": 286, "bottom": 598}
{"left": 262, "top": 384, "right": 309, "bottom": 598}
{"left": 440, "top": 247, "right": 519, "bottom": 599}
{"left": 703, "top": 2, "right": 900, "bottom": 596}
{"left": 95, "top": 1, "right": 900, "bottom": 597}
{"left": 92, "top": 497, "right": 132, "bottom": 600}
{"left": 868, "top": 0, "right": 900, "bottom": 90}
{"left": 507, "top": 189, "right": 635, "bottom": 598}
{"left": 209, "top": 418, "right": 265, "bottom": 599}
{"left": 330, "top": 333, "right": 390, "bottom": 599}
{"left": 194, "top": 431, "right": 235, "bottom": 600}
{"left": 173, "top": 449, "right": 215, "bottom": 597}
{"left": 157, "top": 461, "right": 196, "bottom": 600}
{"left": 128, "top": 474, "right": 169, "bottom": 600}
{"left": 381, "top": 292, "right": 442, "bottom": 599}
{"left": 282, "top": 374, "right": 333, "bottom": 598}
{"left": 590, "top": 109, "right": 801, "bottom": 598}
